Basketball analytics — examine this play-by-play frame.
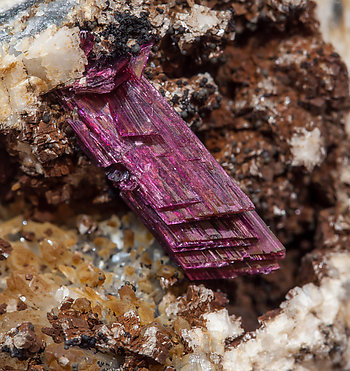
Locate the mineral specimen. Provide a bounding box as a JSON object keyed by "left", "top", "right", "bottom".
{"left": 1, "top": 0, "right": 350, "bottom": 368}
{"left": 59, "top": 41, "right": 285, "bottom": 280}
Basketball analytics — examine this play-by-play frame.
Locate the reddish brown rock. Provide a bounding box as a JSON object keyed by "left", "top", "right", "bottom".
{"left": 1, "top": 322, "right": 45, "bottom": 361}
{"left": 0, "top": 239, "right": 12, "bottom": 260}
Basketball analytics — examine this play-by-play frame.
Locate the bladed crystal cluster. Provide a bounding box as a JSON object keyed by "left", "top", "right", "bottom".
{"left": 59, "top": 37, "right": 285, "bottom": 280}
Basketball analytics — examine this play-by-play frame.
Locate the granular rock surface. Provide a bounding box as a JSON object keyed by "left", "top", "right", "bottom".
{"left": 0, "top": 204, "right": 349, "bottom": 369}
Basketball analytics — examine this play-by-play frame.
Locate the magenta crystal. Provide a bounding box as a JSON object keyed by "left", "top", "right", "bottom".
{"left": 59, "top": 44, "right": 285, "bottom": 280}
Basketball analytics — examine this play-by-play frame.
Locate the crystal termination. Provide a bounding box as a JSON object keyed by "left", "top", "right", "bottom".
{"left": 60, "top": 41, "right": 285, "bottom": 280}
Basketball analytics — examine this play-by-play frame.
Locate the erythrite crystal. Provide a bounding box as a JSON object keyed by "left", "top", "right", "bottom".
{"left": 59, "top": 42, "right": 285, "bottom": 280}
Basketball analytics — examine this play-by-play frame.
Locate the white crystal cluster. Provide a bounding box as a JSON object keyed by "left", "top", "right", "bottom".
{"left": 289, "top": 127, "right": 326, "bottom": 171}
{"left": 223, "top": 253, "right": 350, "bottom": 370}
{"left": 0, "top": 25, "right": 86, "bottom": 129}
{"left": 173, "top": 4, "right": 233, "bottom": 52}
{"left": 164, "top": 251, "right": 350, "bottom": 370}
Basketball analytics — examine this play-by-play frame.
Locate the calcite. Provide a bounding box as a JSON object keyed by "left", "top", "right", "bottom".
{"left": 58, "top": 41, "right": 285, "bottom": 280}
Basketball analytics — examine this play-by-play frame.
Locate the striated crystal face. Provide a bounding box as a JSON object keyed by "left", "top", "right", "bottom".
{"left": 59, "top": 42, "right": 285, "bottom": 280}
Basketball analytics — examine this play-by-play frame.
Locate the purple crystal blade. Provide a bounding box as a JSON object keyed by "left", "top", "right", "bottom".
{"left": 120, "top": 190, "right": 256, "bottom": 251}
{"left": 68, "top": 118, "right": 118, "bottom": 167}
{"left": 59, "top": 48, "right": 285, "bottom": 280}
{"left": 176, "top": 249, "right": 281, "bottom": 269}
{"left": 184, "top": 260, "right": 281, "bottom": 281}
{"left": 121, "top": 190, "right": 284, "bottom": 276}
{"left": 130, "top": 77, "right": 255, "bottom": 213}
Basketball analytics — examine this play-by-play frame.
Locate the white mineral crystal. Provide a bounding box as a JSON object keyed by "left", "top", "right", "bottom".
{"left": 181, "top": 327, "right": 209, "bottom": 353}
{"left": 55, "top": 286, "right": 81, "bottom": 303}
{"left": 141, "top": 326, "right": 158, "bottom": 354}
{"left": 174, "top": 4, "right": 233, "bottom": 51}
{"left": 18, "top": 26, "right": 86, "bottom": 89}
{"left": 0, "top": 25, "right": 86, "bottom": 129}
{"left": 176, "top": 5, "right": 222, "bottom": 34}
{"left": 222, "top": 252, "right": 350, "bottom": 370}
{"left": 289, "top": 127, "right": 326, "bottom": 171}
{"left": 173, "top": 252, "right": 350, "bottom": 370}
{"left": 203, "top": 309, "right": 243, "bottom": 355}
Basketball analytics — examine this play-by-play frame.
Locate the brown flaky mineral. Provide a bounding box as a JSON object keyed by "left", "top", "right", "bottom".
{"left": 2, "top": 322, "right": 45, "bottom": 361}
{"left": 0, "top": 238, "right": 12, "bottom": 260}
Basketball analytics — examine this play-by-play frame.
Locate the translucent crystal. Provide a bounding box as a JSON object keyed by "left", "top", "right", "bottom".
{"left": 59, "top": 44, "right": 285, "bottom": 280}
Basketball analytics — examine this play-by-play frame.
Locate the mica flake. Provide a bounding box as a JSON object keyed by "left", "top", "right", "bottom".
{"left": 59, "top": 42, "right": 285, "bottom": 280}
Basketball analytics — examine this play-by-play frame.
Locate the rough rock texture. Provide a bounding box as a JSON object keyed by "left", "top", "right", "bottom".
{"left": 204, "top": 3, "right": 349, "bottom": 245}
{"left": 0, "top": 206, "right": 349, "bottom": 369}
{"left": 0, "top": 0, "right": 347, "bottom": 249}
{"left": 0, "top": 0, "right": 235, "bottom": 208}
{"left": 0, "top": 0, "right": 350, "bottom": 369}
